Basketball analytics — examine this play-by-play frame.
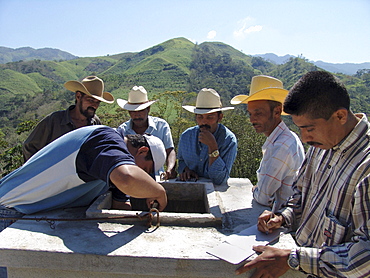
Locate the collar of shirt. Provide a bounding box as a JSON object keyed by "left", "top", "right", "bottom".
{"left": 262, "top": 121, "right": 287, "bottom": 150}
{"left": 128, "top": 116, "right": 158, "bottom": 133}
{"left": 332, "top": 113, "right": 370, "bottom": 153}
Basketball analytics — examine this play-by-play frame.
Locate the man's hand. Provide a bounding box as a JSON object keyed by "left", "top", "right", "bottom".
{"left": 162, "top": 168, "right": 178, "bottom": 180}
{"left": 257, "top": 210, "right": 284, "bottom": 234}
{"left": 146, "top": 190, "right": 167, "bottom": 211}
{"left": 179, "top": 167, "right": 199, "bottom": 181}
{"left": 235, "top": 246, "right": 291, "bottom": 277}
{"left": 198, "top": 128, "right": 217, "bottom": 147}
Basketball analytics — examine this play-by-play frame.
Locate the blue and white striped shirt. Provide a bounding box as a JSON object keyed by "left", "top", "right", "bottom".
{"left": 0, "top": 125, "right": 135, "bottom": 214}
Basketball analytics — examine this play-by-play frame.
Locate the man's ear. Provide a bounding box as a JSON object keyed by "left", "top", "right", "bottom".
{"left": 218, "top": 113, "right": 224, "bottom": 122}
{"left": 137, "top": 146, "right": 149, "bottom": 156}
{"left": 335, "top": 108, "right": 348, "bottom": 125}
{"left": 274, "top": 105, "right": 283, "bottom": 117}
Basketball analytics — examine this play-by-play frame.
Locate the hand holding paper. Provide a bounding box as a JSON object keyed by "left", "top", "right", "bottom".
{"left": 206, "top": 224, "right": 287, "bottom": 265}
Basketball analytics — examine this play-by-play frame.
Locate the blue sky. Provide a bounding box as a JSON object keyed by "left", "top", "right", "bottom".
{"left": 1, "top": 0, "right": 369, "bottom": 63}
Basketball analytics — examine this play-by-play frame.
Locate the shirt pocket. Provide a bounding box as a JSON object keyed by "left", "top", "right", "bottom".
{"left": 321, "top": 211, "right": 350, "bottom": 246}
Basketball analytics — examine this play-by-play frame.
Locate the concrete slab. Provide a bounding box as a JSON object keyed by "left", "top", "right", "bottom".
{"left": 0, "top": 178, "right": 307, "bottom": 277}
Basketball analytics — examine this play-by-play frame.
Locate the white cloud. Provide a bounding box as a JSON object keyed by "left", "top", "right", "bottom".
{"left": 207, "top": 30, "right": 217, "bottom": 39}
{"left": 187, "top": 37, "right": 197, "bottom": 44}
{"left": 233, "top": 17, "right": 262, "bottom": 38}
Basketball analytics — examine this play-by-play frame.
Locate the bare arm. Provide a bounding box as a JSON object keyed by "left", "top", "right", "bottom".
{"left": 164, "top": 148, "right": 177, "bottom": 179}
{"left": 109, "top": 164, "right": 167, "bottom": 211}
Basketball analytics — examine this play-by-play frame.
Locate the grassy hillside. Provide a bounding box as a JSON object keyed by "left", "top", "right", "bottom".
{"left": 0, "top": 37, "right": 369, "bottom": 177}
{"left": 0, "top": 37, "right": 369, "bottom": 129}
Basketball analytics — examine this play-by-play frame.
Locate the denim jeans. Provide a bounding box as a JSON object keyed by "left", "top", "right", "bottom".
{"left": 0, "top": 205, "right": 24, "bottom": 232}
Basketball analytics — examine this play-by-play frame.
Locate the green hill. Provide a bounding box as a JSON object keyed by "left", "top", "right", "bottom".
{"left": 0, "top": 36, "right": 369, "bottom": 129}
{"left": 0, "top": 46, "right": 78, "bottom": 63}
{"left": 0, "top": 37, "right": 369, "bottom": 177}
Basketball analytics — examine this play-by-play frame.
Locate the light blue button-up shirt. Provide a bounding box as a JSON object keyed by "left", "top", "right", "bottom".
{"left": 117, "top": 116, "right": 174, "bottom": 175}
{"left": 117, "top": 116, "right": 174, "bottom": 149}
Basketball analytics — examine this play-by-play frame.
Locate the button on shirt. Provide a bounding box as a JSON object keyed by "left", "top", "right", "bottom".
{"left": 177, "top": 124, "right": 237, "bottom": 185}
{"left": 253, "top": 121, "right": 305, "bottom": 209}
{"left": 281, "top": 114, "right": 370, "bottom": 277}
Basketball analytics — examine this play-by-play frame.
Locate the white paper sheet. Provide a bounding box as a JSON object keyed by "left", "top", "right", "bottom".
{"left": 206, "top": 224, "right": 287, "bottom": 264}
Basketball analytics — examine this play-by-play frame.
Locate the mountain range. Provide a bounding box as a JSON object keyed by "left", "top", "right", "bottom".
{"left": 1, "top": 45, "right": 369, "bottom": 76}
{"left": 254, "top": 53, "right": 370, "bottom": 75}
{"left": 0, "top": 37, "right": 369, "bottom": 134}
{"left": 0, "top": 46, "right": 78, "bottom": 64}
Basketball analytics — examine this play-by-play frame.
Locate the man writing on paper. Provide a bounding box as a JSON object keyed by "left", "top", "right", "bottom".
{"left": 235, "top": 71, "right": 370, "bottom": 277}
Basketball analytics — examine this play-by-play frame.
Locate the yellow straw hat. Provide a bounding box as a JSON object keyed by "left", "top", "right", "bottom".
{"left": 231, "top": 75, "right": 288, "bottom": 105}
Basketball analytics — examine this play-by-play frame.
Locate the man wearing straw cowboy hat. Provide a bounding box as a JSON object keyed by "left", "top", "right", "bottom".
{"left": 116, "top": 86, "right": 177, "bottom": 180}
{"left": 22, "top": 76, "right": 114, "bottom": 161}
{"left": 236, "top": 71, "right": 370, "bottom": 278}
{"left": 178, "top": 88, "right": 237, "bottom": 185}
{"left": 231, "top": 75, "right": 304, "bottom": 210}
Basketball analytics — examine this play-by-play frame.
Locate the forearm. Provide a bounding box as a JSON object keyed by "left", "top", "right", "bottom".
{"left": 299, "top": 241, "right": 370, "bottom": 277}
{"left": 110, "top": 165, "right": 166, "bottom": 200}
{"left": 166, "top": 148, "right": 177, "bottom": 172}
{"left": 207, "top": 158, "right": 230, "bottom": 185}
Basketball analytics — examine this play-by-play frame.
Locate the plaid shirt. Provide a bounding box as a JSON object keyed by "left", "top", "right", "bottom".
{"left": 253, "top": 121, "right": 305, "bottom": 209}
{"left": 281, "top": 114, "right": 370, "bottom": 277}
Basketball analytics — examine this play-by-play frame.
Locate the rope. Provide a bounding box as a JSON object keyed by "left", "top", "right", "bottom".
{"left": 0, "top": 208, "right": 160, "bottom": 229}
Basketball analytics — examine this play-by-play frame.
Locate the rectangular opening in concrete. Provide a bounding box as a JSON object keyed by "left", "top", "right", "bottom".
{"left": 86, "top": 180, "right": 222, "bottom": 226}
{"left": 130, "top": 182, "right": 208, "bottom": 213}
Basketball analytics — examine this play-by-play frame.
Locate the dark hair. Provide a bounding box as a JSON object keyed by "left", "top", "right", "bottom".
{"left": 283, "top": 71, "right": 350, "bottom": 120}
{"left": 267, "top": 100, "right": 282, "bottom": 113}
{"left": 75, "top": 91, "right": 86, "bottom": 104}
{"left": 125, "top": 134, "right": 153, "bottom": 161}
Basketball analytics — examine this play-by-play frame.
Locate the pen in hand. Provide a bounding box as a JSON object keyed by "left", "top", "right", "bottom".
{"left": 265, "top": 200, "right": 277, "bottom": 235}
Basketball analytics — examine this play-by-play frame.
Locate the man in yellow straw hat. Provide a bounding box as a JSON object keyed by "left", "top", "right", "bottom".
{"left": 231, "top": 75, "right": 304, "bottom": 210}
{"left": 178, "top": 88, "right": 237, "bottom": 185}
{"left": 22, "top": 76, "right": 114, "bottom": 161}
{"left": 236, "top": 71, "right": 370, "bottom": 278}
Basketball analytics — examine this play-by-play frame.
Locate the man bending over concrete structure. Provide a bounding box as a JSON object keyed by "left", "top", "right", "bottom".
{"left": 0, "top": 125, "right": 167, "bottom": 231}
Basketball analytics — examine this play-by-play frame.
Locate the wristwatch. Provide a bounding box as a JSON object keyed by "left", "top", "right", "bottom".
{"left": 288, "top": 249, "right": 300, "bottom": 271}
{"left": 208, "top": 149, "right": 219, "bottom": 158}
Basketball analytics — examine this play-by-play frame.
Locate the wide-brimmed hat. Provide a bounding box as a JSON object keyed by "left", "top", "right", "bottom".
{"left": 230, "top": 75, "right": 288, "bottom": 105}
{"left": 117, "top": 86, "right": 158, "bottom": 111}
{"left": 143, "top": 134, "right": 166, "bottom": 173}
{"left": 182, "top": 88, "right": 234, "bottom": 114}
{"left": 64, "top": 76, "right": 114, "bottom": 104}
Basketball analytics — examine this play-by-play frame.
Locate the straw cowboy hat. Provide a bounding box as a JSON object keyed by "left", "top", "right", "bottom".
{"left": 117, "top": 86, "right": 158, "bottom": 111}
{"left": 182, "top": 88, "right": 234, "bottom": 114}
{"left": 64, "top": 76, "right": 114, "bottom": 104}
{"left": 230, "top": 75, "right": 288, "bottom": 105}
